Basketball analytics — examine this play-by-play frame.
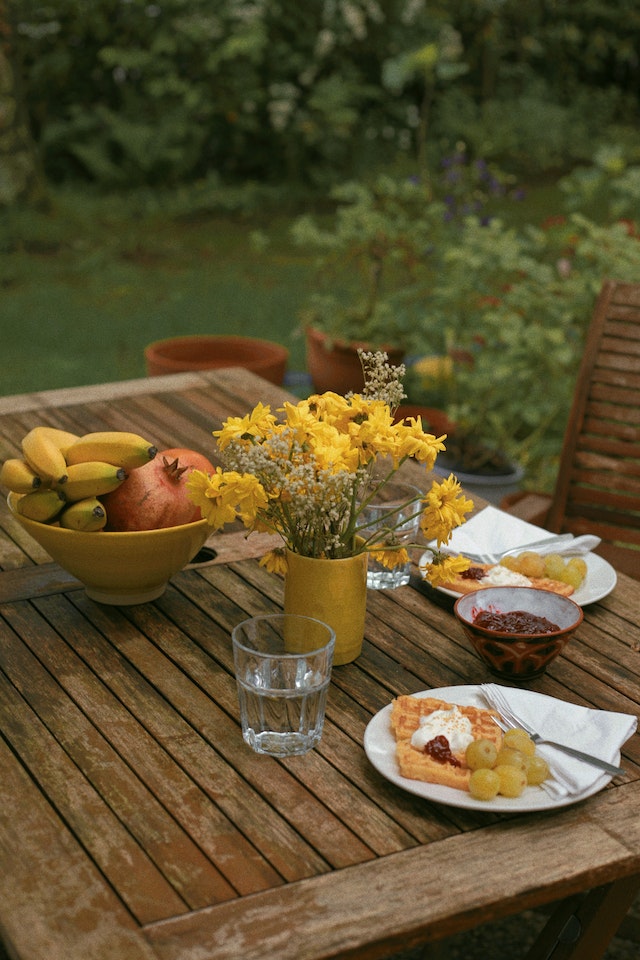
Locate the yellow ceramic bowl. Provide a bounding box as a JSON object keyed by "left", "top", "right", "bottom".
{"left": 9, "top": 494, "right": 210, "bottom": 605}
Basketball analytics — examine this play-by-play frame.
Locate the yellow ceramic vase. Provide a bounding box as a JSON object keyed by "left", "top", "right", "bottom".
{"left": 283, "top": 549, "right": 368, "bottom": 665}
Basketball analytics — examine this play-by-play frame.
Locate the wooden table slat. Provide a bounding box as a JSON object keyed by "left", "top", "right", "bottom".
{"left": 0, "top": 608, "right": 238, "bottom": 917}
{"left": 0, "top": 368, "right": 638, "bottom": 960}
{"left": 142, "top": 783, "right": 640, "bottom": 960}
{"left": 0, "top": 739, "right": 160, "bottom": 960}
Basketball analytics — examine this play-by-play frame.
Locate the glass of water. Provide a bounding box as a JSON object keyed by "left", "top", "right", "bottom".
{"left": 360, "top": 480, "right": 422, "bottom": 589}
{"left": 231, "top": 614, "right": 335, "bottom": 757}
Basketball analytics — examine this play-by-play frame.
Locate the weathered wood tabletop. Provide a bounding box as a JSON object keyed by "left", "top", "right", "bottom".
{"left": 0, "top": 369, "right": 639, "bottom": 960}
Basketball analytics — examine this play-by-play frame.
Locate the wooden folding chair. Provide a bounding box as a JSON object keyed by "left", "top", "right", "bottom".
{"left": 502, "top": 278, "right": 640, "bottom": 580}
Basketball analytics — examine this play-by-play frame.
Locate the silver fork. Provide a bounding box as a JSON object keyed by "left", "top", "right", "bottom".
{"left": 481, "top": 684, "right": 625, "bottom": 776}
{"left": 457, "top": 533, "right": 576, "bottom": 565}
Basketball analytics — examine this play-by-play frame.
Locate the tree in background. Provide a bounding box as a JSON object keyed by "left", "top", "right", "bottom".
{"left": 0, "top": 0, "right": 45, "bottom": 206}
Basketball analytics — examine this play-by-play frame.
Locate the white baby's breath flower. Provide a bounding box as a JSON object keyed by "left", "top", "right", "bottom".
{"left": 203, "top": 350, "right": 473, "bottom": 566}
{"left": 358, "top": 350, "right": 406, "bottom": 410}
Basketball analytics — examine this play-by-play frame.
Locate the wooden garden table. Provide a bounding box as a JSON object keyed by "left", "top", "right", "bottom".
{"left": 0, "top": 368, "right": 639, "bottom": 960}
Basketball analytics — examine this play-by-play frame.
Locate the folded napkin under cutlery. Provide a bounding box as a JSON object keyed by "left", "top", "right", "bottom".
{"left": 481, "top": 683, "right": 637, "bottom": 799}
{"left": 436, "top": 505, "right": 601, "bottom": 564}
{"left": 501, "top": 533, "right": 600, "bottom": 558}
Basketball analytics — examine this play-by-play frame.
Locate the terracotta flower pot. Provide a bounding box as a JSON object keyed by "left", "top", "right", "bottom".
{"left": 144, "top": 335, "right": 289, "bottom": 385}
{"left": 305, "top": 326, "right": 405, "bottom": 395}
{"left": 393, "top": 405, "right": 457, "bottom": 437}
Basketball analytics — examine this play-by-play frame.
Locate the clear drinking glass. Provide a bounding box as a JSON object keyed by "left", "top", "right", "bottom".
{"left": 231, "top": 613, "right": 335, "bottom": 757}
{"left": 360, "top": 481, "right": 422, "bottom": 589}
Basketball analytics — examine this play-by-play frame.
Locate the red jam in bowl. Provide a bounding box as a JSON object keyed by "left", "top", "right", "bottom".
{"left": 473, "top": 609, "right": 560, "bottom": 634}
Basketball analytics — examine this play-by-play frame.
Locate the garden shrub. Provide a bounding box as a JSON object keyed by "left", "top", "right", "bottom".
{"left": 422, "top": 214, "right": 640, "bottom": 489}
{"left": 15, "top": 0, "right": 640, "bottom": 189}
{"left": 16, "top": 0, "right": 453, "bottom": 187}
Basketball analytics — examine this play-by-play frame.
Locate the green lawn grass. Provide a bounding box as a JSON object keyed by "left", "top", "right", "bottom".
{"left": 1, "top": 190, "right": 316, "bottom": 396}
{"left": 1, "top": 180, "right": 566, "bottom": 397}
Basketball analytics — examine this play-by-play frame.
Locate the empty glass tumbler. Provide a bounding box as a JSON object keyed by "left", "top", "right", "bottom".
{"left": 360, "top": 481, "right": 422, "bottom": 589}
{"left": 232, "top": 613, "right": 335, "bottom": 757}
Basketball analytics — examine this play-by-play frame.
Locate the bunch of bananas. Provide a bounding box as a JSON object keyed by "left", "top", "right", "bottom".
{"left": 1, "top": 427, "right": 157, "bottom": 531}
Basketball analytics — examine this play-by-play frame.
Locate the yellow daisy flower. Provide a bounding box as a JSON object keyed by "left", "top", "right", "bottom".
{"left": 422, "top": 552, "right": 470, "bottom": 587}
{"left": 420, "top": 474, "right": 474, "bottom": 546}
{"left": 259, "top": 548, "right": 288, "bottom": 576}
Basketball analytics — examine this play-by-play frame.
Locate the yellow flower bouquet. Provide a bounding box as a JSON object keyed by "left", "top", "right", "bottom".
{"left": 187, "top": 352, "right": 472, "bottom": 587}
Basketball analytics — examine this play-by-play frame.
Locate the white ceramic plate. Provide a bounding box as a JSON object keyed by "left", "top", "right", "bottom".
{"left": 419, "top": 550, "right": 617, "bottom": 606}
{"left": 363, "top": 685, "right": 611, "bottom": 813}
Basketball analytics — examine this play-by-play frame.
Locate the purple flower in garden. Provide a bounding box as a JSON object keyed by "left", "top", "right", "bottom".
{"left": 434, "top": 148, "right": 525, "bottom": 225}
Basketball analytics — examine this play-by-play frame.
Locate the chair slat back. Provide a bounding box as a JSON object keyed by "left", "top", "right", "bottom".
{"left": 547, "top": 279, "right": 640, "bottom": 576}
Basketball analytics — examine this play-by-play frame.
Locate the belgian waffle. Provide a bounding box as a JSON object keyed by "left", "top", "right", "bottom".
{"left": 441, "top": 564, "right": 574, "bottom": 597}
{"left": 391, "top": 695, "right": 503, "bottom": 791}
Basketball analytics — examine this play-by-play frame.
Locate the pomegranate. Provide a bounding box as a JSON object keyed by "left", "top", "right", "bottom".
{"left": 101, "top": 447, "right": 215, "bottom": 531}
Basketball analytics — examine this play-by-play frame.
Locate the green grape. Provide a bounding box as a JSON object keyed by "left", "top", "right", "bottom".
{"left": 495, "top": 746, "right": 527, "bottom": 771}
{"left": 502, "top": 727, "right": 536, "bottom": 757}
{"left": 502, "top": 728, "right": 536, "bottom": 757}
{"left": 544, "top": 553, "right": 566, "bottom": 580}
{"left": 564, "top": 557, "right": 588, "bottom": 588}
{"left": 469, "top": 768, "right": 501, "bottom": 801}
{"left": 516, "top": 551, "right": 546, "bottom": 578}
{"left": 465, "top": 738, "right": 498, "bottom": 770}
{"left": 496, "top": 764, "right": 527, "bottom": 798}
{"left": 526, "top": 754, "right": 550, "bottom": 786}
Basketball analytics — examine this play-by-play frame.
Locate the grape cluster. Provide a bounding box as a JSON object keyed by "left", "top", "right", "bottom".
{"left": 466, "top": 728, "right": 550, "bottom": 801}
{"left": 499, "top": 551, "right": 587, "bottom": 589}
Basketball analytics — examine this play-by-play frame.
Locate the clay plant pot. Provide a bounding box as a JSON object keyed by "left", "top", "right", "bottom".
{"left": 393, "top": 405, "right": 457, "bottom": 437}
{"left": 305, "top": 326, "right": 405, "bottom": 395}
{"left": 144, "top": 335, "right": 289, "bottom": 385}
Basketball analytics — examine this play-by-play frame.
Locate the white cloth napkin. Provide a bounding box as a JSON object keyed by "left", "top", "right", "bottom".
{"left": 482, "top": 683, "right": 637, "bottom": 798}
{"left": 439, "top": 505, "right": 600, "bottom": 558}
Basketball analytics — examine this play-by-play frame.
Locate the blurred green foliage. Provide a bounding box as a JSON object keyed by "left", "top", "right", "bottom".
{"left": 288, "top": 153, "right": 640, "bottom": 489}
{"left": 15, "top": 0, "right": 640, "bottom": 189}
{"left": 7, "top": 0, "right": 640, "bottom": 490}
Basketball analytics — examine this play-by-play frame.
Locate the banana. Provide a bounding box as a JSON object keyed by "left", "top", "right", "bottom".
{"left": 32, "top": 426, "right": 81, "bottom": 458}
{"left": 57, "top": 461, "right": 127, "bottom": 501}
{"left": 16, "top": 488, "right": 66, "bottom": 523}
{"left": 0, "top": 458, "right": 43, "bottom": 493}
{"left": 59, "top": 497, "right": 107, "bottom": 531}
{"left": 21, "top": 427, "right": 69, "bottom": 485}
{"left": 65, "top": 431, "right": 157, "bottom": 469}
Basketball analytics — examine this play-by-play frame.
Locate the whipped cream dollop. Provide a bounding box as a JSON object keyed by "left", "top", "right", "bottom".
{"left": 410, "top": 705, "right": 474, "bottom": 753}
{"left": 484, "top": 565, "right": 531, "bottom": 587}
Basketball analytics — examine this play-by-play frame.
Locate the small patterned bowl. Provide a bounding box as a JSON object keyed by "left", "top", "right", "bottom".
{"left": 454, "top": 586, "right": 584, "bottom": 680}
